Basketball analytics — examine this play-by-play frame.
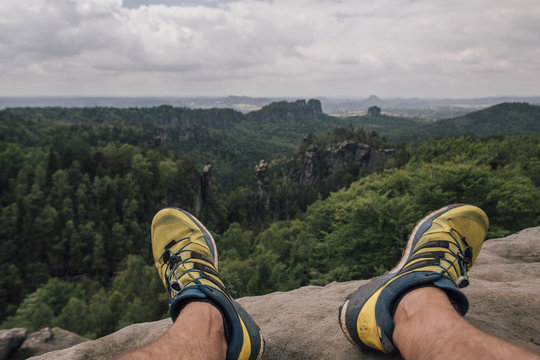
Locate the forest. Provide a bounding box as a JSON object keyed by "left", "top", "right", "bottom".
{"left": 1, "top": 101, "right": 539, "bottom": 338}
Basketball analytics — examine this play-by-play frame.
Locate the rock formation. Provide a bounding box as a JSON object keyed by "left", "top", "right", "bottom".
{"left": 192, "top": 164, "right": 213, "bottom": 216}
{"left": 159, "top": 164, "right": 212, "bottom": 217}
{"left": 294, "top": 141, "right": 393, "bottom": 186}
{"left": 367, "top": 106, "right": 381, "bottom": 117}
{"left": 253, "top": 160, "right": 271, "bottom": 211}
{"left": 307, "top": 99, "right": 323, "bottom": 115}
{"left": 26, "top": 227, "right": 540, "bottom": 359}
{"left": 10, "top": 328, "right": 87, "bottom": 360}
{"left": 0, "top": 328, "right": 27, "bottom": 360}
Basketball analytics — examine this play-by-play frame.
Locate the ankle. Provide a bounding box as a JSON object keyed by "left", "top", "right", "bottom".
{"left": 393, "top": 287, "right": 460, "bottom": 358}
{"left": 394, "top": 286, "right": 450, "bottom": 321}
{"left": 182, "top": 301, "right": 226, "bottom": 331}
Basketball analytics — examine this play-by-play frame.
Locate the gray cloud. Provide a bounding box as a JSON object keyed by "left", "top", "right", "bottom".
{"left": 0, "top": 0, "right": 539, "bottom": 97}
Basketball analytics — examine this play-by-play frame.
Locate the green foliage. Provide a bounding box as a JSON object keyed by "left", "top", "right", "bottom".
{"left": 1, "top": 278, "right": 84, "bottom": 331}
{"left": 56, "top": 297, "right": 91, "bottom": 336}
{"left": 387, "top": 102, "right": 540, "bottom": 143}
{"left": 1, "top": 256, "right": 167, "bottom": 339}
{"left": 0, "top": 138, "right": 215, "bottom": 321}
{"left": 218, "top": 136, "right": 540, "bottom": 296}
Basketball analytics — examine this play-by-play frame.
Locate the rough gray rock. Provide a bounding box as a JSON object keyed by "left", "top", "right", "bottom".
{"left": 0, "top": 328, "right": 27, "bottom": 360}
{"left": 193, "top": 164, "right": 213, "bottom": 217}
{"left": 253, "top": 159, "right": 272, "bottom": 211}
{"left": 29, "top": 228, "right": 540, "bottom": 359}
{"left": 27, "top": 322, "right": 171, "bottom": 360}
{"left": 10, "top": 327, "right": 87, "bottom": 360}
{"left": 296, "top": 141, "right": 392, "bottom": 186}
{"left": 367, "top": 106, "right": 381, "bottom": 117}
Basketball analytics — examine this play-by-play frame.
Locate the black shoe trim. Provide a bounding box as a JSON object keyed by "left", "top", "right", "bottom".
{"left": 413, "top": 240, "right": 450, "bottom": 253}
{"left": 399, "top": 259, "right": 438, "bottom": 274}
{"left": 201, "top": 272, "right": 230, "bottom": 296}
{"left": 406, "top": 251, "right": 446, "bottom": 263}
{"left": 191, "top": 251, "right": 214, "bottom": 266}
{"left": 193, "top": 262, "right": 220, "bottom": 278}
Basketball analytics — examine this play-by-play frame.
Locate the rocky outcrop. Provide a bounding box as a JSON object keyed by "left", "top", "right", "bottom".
{"left": 250, "top": 140, "right": 393, "bottom": 219}
{"left": 294, "top": 141, "right": 393, "bottom": 186}
{"left": 367, "top": 105, "right": 381, "bottom": 117}
{"left": 192, "top": 164, "right": 213, "bottom": 216}
{"left": 10, "top": 327, "right": 87, "bottom": 360}
{"left": 28, "top": 227, "right": 540, "bottom": 359}
{"left": 159, "top": 164, "right": 212, "bottom": 217}
{"left": 307, "top": 99, "right": 323, "bottom": 115}
{"left": 0, "top": 329, "right": 27, "bottom": 360}
{"left": 253, "top": 160, "right": 271, "bottom": 211}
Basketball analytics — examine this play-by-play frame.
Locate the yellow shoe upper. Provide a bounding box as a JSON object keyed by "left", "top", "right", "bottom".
{"left": 340, "top": 204, "right": 489, "bottom": 353}
{"left": 392, "top": 204, "right": 489, "bottom": 285}
{"left": 151, "top": 208, "right": 223, "bottom": 300}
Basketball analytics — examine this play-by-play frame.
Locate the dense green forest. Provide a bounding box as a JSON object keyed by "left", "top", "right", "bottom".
{"left": 1, "top": 101, "right": 539, "bottom": 339}
{"left": 385, "top": 102, "right": 540, "bottom": 143}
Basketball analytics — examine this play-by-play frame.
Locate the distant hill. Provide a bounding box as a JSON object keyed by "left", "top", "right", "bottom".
{"left": 386, "top": 102, "right": 540, "bottom": 143}
{"left": 5, "top": 101, "right": 539, "bottom": 186}
{"left": 4, "top": 95, "right": 540, "bottom": 118}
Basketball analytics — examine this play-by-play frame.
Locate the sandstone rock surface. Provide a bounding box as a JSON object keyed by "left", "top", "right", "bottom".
{"left": 0, "top": 328, "right": 27, "bottom": 360}
{"left": 10, "top": 327, "right": 87, "bottom": 360}
{"left": 29, "top": 227, "right": 540, "bottom": 359}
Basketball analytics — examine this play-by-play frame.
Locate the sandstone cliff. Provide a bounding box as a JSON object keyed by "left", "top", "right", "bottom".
{"left": 28, "top": 227, "right": 540, "bottom": 359}
{"left": 251, "top": 138, "right": 393, "bottom": 220}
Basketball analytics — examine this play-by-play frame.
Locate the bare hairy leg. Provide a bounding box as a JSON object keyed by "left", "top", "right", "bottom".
{"left": 393, "top": 287, "right": 540, "bottom": 360}
{"left": 117, "top": 301, "right": 227, "bottom": 360}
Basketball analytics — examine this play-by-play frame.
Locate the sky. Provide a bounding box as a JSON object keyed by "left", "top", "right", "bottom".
{"left": 0, "top": 0, "right": 539, "bottom": 98}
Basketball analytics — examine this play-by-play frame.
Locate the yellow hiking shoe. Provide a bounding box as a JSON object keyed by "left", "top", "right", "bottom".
{"left": 339, "top": 204, "right": 489, "bottom": 353}
{"left": 152, "top": 208, "right": 264, "bottom": 360}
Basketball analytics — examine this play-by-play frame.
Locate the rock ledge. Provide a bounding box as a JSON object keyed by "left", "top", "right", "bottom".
{"left": 29, "top": 227, "right": 540, "bottom": 359}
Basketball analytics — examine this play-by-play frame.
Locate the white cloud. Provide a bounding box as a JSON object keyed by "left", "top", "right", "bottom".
{"left": 0, "top": 0, "right": 539, "bottom": 97}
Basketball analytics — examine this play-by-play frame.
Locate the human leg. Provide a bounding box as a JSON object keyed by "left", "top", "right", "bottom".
{"left": 119, "top": 208, "right": 264, "bottom": 360}
{"left": 393, "top": 287, "right": 540, "bottom": 360}
{"left": 117, "top": 302, "right": 227, "bottom": 360}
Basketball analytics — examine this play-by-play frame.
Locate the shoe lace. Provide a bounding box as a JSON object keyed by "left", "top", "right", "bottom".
{"left": 433, "top": 228, "right": 473, "bottom": 288}
{"left": 158, "top": 237, "right": 214, "bottom": 303}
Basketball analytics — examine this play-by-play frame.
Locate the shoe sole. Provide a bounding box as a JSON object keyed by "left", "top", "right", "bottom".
{"left": 339, "top": 203, "right": 465, "bottom": 348}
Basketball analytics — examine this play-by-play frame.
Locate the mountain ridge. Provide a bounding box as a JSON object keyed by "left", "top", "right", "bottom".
{"left": 386, "top": 102, "right": 540, "bottom": 143}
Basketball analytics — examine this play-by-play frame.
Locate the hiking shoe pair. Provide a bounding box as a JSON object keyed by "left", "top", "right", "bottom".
{"left": 152, "top": 204, "right": 488, "bottom": 357}
{"left": 151, "top": 208, "right": 264, "bottom": 360}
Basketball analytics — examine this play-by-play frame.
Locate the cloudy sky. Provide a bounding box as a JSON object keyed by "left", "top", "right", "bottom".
{"left": 1, "top": 0, "right": 539, "bottom": 98}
